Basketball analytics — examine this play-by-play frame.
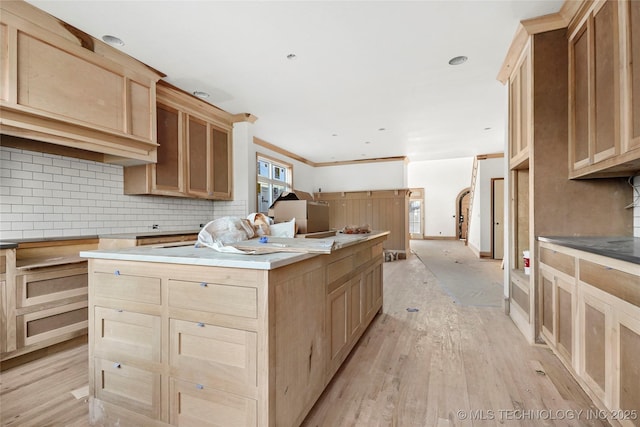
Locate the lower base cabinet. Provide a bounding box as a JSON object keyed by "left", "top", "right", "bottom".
{"left": 539, "top": 242, "right": 640, "bottom": 427}
{"left": 87, "top": 234, "right": 387, "bottom": 427}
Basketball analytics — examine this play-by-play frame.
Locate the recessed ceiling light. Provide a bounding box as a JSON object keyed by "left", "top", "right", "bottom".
{"left": 193, "top": 91, "right": 210, "bottom": 99}
{"left": 448, "top": 55, "right": 468, "bottom": 66}
{"left": 286, "top": 53, "right": 297, "bottom": 60}
{"left": 102, "top": 35, "right": 124, "bottom": 46}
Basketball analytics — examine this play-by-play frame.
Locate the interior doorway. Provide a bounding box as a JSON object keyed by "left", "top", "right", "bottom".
{"left": 409, "top": 188, "right": 424, "bottom": 239}
{"left": 456, "top": 188, "right": 471, "bottom": 242}
{"left": 492, "top": 178, "right": 504, "bottom": 260}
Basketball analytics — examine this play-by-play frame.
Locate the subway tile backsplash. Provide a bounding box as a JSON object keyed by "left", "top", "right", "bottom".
{"left": 0, "top": 146, "right": 246, "bottom": 240}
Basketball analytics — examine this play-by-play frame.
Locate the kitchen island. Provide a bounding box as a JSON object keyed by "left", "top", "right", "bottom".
{"left": 80, "top": 231, "right": 388, "bottom": 427}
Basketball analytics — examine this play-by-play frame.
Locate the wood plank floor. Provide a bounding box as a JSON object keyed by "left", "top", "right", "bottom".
{"left": 0, "top": 241, "right": 607, "bottom": 427}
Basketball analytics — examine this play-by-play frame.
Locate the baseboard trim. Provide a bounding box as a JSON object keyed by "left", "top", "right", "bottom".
{"left": 424, "top": 236, "right": 457, "bottom": 240}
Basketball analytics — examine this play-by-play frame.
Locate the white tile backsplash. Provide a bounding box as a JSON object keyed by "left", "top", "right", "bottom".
{"left": 0, "top": 146, "right": 246, "bottom": 240}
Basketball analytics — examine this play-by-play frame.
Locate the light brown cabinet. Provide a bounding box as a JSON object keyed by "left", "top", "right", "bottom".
{"left": 0, "top": 248, "right": 17, "bottom": 355}
{"left": 86, "top": 233, "right": 387, "bottom": 427}
{"left": 539, "top": 241, "right": 640, "bottom": 427}
{"left": 1, "top": 238, "right": 98, "bottom": 364}
{"left": 124, "top": 81, "right": 233, "bottom": 200}
{"left": 568, "top": 0, "right": 640, "bottom": 178}
{"left": 508, "top": 43, "right": 532, "bottom": 169}
{"left": 500, "top": 16, "right": 632, "bottom": 345}
{"left": 0, "top": 1, "right": 162, "bottom": 166}
{"left": 315, "top": 189, "right": 410, "bottom": 257}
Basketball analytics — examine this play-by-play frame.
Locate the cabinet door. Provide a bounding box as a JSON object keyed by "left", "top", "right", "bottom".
{"left": 170, "top": 378, "right": 257, "bottom": 427}
{"left": 623, "top": 0, "right": 640, "bottom": 153}
{"left": 211, "top": 125, "right": 232, "bottom": 200}
{"left": 616, "top": 309, "right": 640, "bottom": 425}
{"left": 592, "top": 0, "right": 619, "bottom": 163}
{"left": 186, "top": 115, "right": 209, "bottom": 198}
{"left": 0, "top": 277, "right": 5, "bottom": 354}
{"left": 570, "top": 1, "right": 621, "bottom": 172}
{"left": 508, "top": 44, "right": 531, "bottom": 168}
{"left": 154, "top": 104, "right": 183, "bottom": 194}
{"left": 328, "top": 283, "right": 348, "bottom": 370}
{"left": 94, "top": 357, "right": 161, "bottom": 420}
{"left": 579, "top": 289, "right": 612, "bottom": 407}
{"left": 570, "top": 22, "right": 591, "bottom": 170}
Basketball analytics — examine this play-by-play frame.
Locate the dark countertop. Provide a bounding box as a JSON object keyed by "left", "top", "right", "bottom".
{"left": 0, "top": 241, "right": 18, "bottom": 249}
{"left": 538, "top": 236, "right": 640, "bottom": 265}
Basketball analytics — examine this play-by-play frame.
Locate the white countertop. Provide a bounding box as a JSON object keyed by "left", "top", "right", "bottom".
{"left": 80, "top": 231, "right": 389, "bottom": 270}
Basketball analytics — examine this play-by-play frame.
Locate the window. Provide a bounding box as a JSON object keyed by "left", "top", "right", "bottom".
{"left": 257, "top": 155, "right": 292, "bottom": 213}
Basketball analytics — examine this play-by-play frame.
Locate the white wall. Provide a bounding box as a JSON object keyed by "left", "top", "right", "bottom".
{"left": 313, "top": 161, "right": 407, "bottom": 193}
{"left": 467, "top": 157, "right": 504, "bottom": 254}
{"left": 408, "top": 157, "right": 473, "bottom": 238}
{"left": 0, "top": 146, "right": 247, "bottom": 240}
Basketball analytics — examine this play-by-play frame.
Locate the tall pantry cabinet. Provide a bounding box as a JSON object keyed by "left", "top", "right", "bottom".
{"left": 500, "top": 14, "right": 632, "bottom": 344}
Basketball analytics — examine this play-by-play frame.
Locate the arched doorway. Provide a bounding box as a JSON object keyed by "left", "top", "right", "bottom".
{"left": 456, "top": 188, "right": 471, "bottom": 242}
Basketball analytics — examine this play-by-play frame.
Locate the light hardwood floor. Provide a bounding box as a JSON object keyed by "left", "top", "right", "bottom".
{"left": 0, "top": 241, "right": 608, "bottom": 427}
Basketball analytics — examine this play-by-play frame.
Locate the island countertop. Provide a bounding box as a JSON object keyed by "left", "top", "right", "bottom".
{"left": 537, "top": 236, "right": 640, "bottom": 265}
{"left": 80, "top": 230, "right": 389, "bottom": 270}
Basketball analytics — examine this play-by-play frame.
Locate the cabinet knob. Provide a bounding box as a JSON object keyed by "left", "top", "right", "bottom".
{"left": 196, "top": 384, "right": 204, "bottom": 390}
{"left": 116, "top": 309, "right": 123, "bottom": 313}
{"left": 197, "top": 322, "right": 205, "bottom": 327}
{"left": 200, "top": 282, "right": 208, "bottom": 287}
{"left": 113, "top": 362, "right": 121, "bottom": 368}
{"left": 114, "top": 270, "right": 120, "bottom": 276}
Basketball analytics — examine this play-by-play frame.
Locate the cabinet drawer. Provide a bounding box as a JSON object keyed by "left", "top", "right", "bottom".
{"left": 94, "top": 357, "right": 161, "bottom": 420}
{"left": 168, "top": 280, "right": 257, "bottom": 318}
{"left": 579, "top": 260, "right": 640, "bottom": 308}
{"left": 94, "top": 306, "right": 161, "bottom": 362}
{"left": 170, "top": 378, "right": 257, "bottom": 427}
{"left": 170, "top": 319, "right": 257, "bottom": 390}
{"left": 93, "top": 270, "right": 161, "bottom": 305}
{"left": 17, "top": 264, "right": 87, "bottom": 308}
{"left": 539, "top": 247, "right": 575, "bottom": 276}
{"left": 18, "top": 301, "right": 87, "bottom": 347}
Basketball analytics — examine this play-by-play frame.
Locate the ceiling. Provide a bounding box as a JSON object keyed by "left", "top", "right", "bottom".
{"left": 27, "top": 0, "right": 564, "bottom": 164}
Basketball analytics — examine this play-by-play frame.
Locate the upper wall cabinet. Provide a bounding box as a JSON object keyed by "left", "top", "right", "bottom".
{"left": 123, "top": 82, "right": 234, "bottom": 200}
{"left": 568, "top": 0, "right": 640, "bottom": 178}
{"left": 508, "top": 42, "right": 532, "bottom": 170}
{"left": 0, "top": 1, "right": 163, "bottom": 166}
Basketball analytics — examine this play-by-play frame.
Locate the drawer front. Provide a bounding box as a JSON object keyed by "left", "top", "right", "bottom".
{"left": 94, "top": 306, "right": 161, "bottom": 362}
{"left": 327, "top": 256, "right": 352, "bottom": 285}
{"left": 170, "top": 319, "right": 257, "bottom": 390}
{"left": 93, "top": 271, "right": 161, "bottom": 305}
{"left": 18, "top": 301, "right": 87, "bottom": 347}
{"left": 170, "top": 378, "right": 257, "bottom": 427}
{"left": 94, "top": 358, "right": 160, "bottom": 420}
{"left": 168, "top": 280, "right": 257, "bottom": 318}
{"left": 540, "top": 246, "right": 575, "bottom": 276}
{"left": 17, "top": 264, "right": 88, "bottom": 308}
{"left": 579, "top": 260, "right": 640, "bottom": 308}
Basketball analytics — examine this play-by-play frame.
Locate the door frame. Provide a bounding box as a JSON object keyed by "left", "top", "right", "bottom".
{"left": 409, "top": 188, "right": 424, "bottom": 240}
{"left": 491, "top": 177, "right": 505, "bottom": 259}
{"left": 455, "top": 187, "right": 471, "bottom": 241}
